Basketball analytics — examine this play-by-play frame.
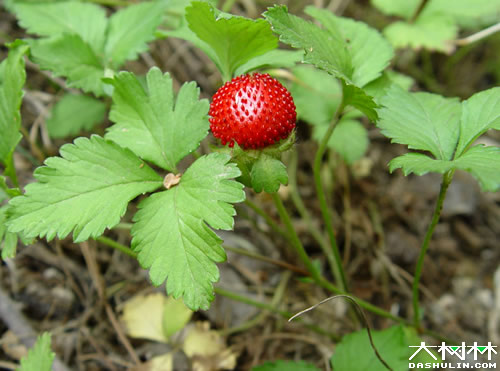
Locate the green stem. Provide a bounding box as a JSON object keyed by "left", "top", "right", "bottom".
{"left": 83, "top": 0, "right": 131, "bottom": 6}
{"left": 288, "top": 150, "right": 337, "bottom": 276}
{"left": 4, "top": 154, "right": 19, "bottom": 189}
{"left": 96, "top": 236, "right": 137, "bottom": 258}
{"left": 221, "top": 0, "right": 237, "bottom": 12}
{"left": 113, "top": 223, "right": 133, "bottom": 230}
{"left": 412, "top": 170, "right": 454, "bottom": 329}
{"left": 312, "top": 100, "right": 349, "bottom": 292}
{"left": 270, "top": 193, "right": 323, "bottom": 281}
{"left": 219, "top": 271, "right": 291, "bottom": 336}
{"left": 244, "top": 198, "right": 288, "bottom": 239}
{"left": 214, "top": 286, "right": 338, "bottom": 340}
{"left": 224, "top": 245, "right": 309, "bottom": 276}
{"left": 96, "top": 234, "right": 405, "bottom": 325}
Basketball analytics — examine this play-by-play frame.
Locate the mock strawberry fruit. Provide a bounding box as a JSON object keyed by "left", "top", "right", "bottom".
{"left": 209, "top": 73, "right": 296, "bottom": 149}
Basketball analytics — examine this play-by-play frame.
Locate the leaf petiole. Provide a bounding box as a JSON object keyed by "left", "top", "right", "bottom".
{"left": 412, "top": 169, "right": 454, "bottom": 329}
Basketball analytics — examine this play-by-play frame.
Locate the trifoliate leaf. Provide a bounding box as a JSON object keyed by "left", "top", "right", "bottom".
{"left": 383, "top": 14, "right": 457, "bottom": 53}
{"left": 234, "top": 49, "right": 303, "bottom": 76}
{"left": 7, "top": 135, "right": 162, "bottom": 243}
{"left": 455, "top": 87, "right": 500, "bottom": 157}
{"left": 289, "top": 65, "right": 342, "bottom": 127}
{"left": 11, "top": 2, "right": 107, "bottom": 55}
{"left": 0, "top": 41, "right": 28, "bottom": 166}
{"left": 389, "top": 153, "right": 455, "bottom": 175}
{"left": 264, "top": 5, "right": 353, "bottom": 83}
{"left": 105, "top": 67, "right": 209, "bottom": 172}
{"left": 342, "top": 83, "right": 379, "bottom": 122}
{"left": 30, "top": 34, "right": 105, "bottom": 96}
{"left": 250, "top": 154, "right": 288, "bottom": 193}
{"left": 185, "top": 1, "right": 278, "bottom": 80}
{"left": 305, "top": 7, "right": 394, "bottom": 87}
{"left": 370, "top": 0, "right": 420, "bottom": 20}
{"left": 46, "top": 94, "right": 106, "bottom": 138}
{"left": 131, "top": 153, "right": 245, "bottom": 310}
{"left": 331, "top": 325, "right": 425, "bottom": 371}
{"left": 252, "top": 360, "right": 320, "bottom": 371}
{"left": 17, "top": 333, "right": 54, "bottom": 371}
{"left": 105, "top": 1, "right": 167, "bottom": 68}
{"left": 454, "top": 145, "right": 500, "bottom": 192}
{"left": 378, "top": 85, "right": 461, "bottom": 160}
{"left": 314, "top": 119, "right": 369, "bottom": 164}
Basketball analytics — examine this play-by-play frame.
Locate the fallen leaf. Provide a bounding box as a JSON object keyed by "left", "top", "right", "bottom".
{"left": 183, "top": 322, "right": 238, "bottom": 371}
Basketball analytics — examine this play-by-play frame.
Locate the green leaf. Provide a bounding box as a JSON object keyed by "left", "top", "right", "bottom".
{"left": 422, "top": 0, "right": 500, "bottom": 29}
{"left": 305, "top": 7, "right": 394, "bottom": 87}
{"left": 455, "top": 87, "right": 500, "bottom": 157}
{"left": 264, "top": 5, "right": 353, "bottom": 83}
{"left": 0, "top": 176, "right": 22, "bottom": 198}
{"left": 7, "top": 135, "right": 162, "bottom": 243}
{"left": 342, "top": 83, "right": 379, "bottom": 122}
{"left": 331, "top": 325, "right": 413, "bottom": 371}
{"left": 105, "top": 1, "right": 167, "bottom": 68}
{"left": 377, "top": 85, "right": 461, "bottom": 160}
{"left": 454, "top": 145, "right": 500, "bottom": 192}
{"left": 252, "top": 360, "right": 320, "bottom": 371}
{"left": 46, "top": 94, "right": 106, "bottom": 138}
{"left": 162, "top": 0, "right": 218, "bottom": 29}
{"left": 389, "top": 146, "right": 500, "bottom": 192}
{"left": 314, "top": 119, "right": 369, "bottom": 164}
{"left": 131, "top": 153, "right": 245, "bottom": 310}
{"left": 289, "top": 66, "right": 341, "bottom": 127}
{"left": 250, "top": 154, "right": 288, "bottom": 193}
{"left": 11, "top": 2, "right": 107, "bottom": 55}
{"left": 164, "top": 15, "right": 219, "bottom": 66}
{"left": 363, "top": 70, "right": 415, "bottom": 102}
{"left": 389, "top": 153, "right": 455, "bottom": 175}
{"left": 185, "top": 1, "right": 277, "bottom": 80}
{"left": 16, "top": 332, "right": 54, "bottom": 371}
{"left": 234, "top": 49, "right": 303, "bottom": 76}
{"left": 30, "top": 34, "right": 105, "bottom": 96}
{"left": 371, "top": 0, "right": 420, "bottom": 20}
{"left": 105, "top": 67, "right": 209, "bottom": 172}
{"left": 383, "top": 14, "right": 457, "bottom": 53}
{"left": 0, "top": 41, "right": 29, "bottom": 166}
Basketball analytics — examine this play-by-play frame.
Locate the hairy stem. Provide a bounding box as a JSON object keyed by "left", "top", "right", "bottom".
{"left": 412, "top": 170, "right": 454, "bottom": 329}
{"left": 244, "top": 198, "right": 288, "bottom": 239}
{"left": 4, "top": 154, "right": 19, "bottom": 189}
{"left": 270, "top": 193, "right": 323, "bottom": 281}
{"left": 214, "top": 286, "right": 338, "bottom": 340}
{"left": 288, "top": 149, "right": 337, "bottom": 275}
{"left": 98, "top": 233, "right": 404, "bottom": 324}
{"left": 313, "top": 100, "right": 349, "bottom": 292}
{"left": 96, "top": 236, "right": 137, "bottom": 258}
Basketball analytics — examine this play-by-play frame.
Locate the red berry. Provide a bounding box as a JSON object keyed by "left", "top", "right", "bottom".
{"left": 209, "top": 73, "right": 296, "bottom": 149}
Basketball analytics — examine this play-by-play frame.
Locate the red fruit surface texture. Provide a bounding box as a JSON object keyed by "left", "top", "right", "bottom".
{"left": 209, "top": 73, "right": 296, "bottom": 149}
